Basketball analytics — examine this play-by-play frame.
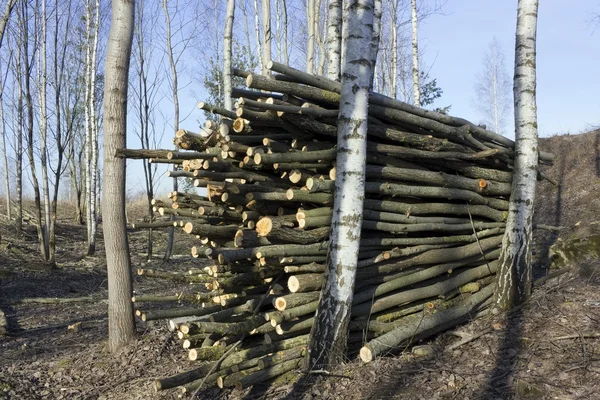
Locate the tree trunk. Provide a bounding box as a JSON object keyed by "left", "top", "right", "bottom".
{"left": 307, "top": 0, "right": 375, "bottom": 371}
{"left": 0, "top": 75, "right": 10, "bottom": 220}
{"left": 261, "top": 0, "right": 272, "bottom": 76}
{"left": 370, "top": 0, "right": 382, "bottom": 86}
{"left": 410, "top": 0, "right": 420, "bottom": 107}
{"left": 306, "top": 0, "right": 315, "bottom": 74}
{"left": 495, "top": 0, "right": 539, "bottom": 310}
{"left": 253, "top": 0, "right": 263, "bottom": 72}
{"left": 0, "top": 0, "right": 17, "bottom": 50}
{"left": 223, "top": 0, "right": 235, "bottom": 111}
{"left": 102, "top": 0, "right": 136, "bottom": 353}
{"left": 162, "top": 0, "right": 180, "bottom": 261}
{"left": 326, "top": 0, "right": 342, "bottom": 81}
{"left": 22, "top": 3, "right": 47, "bottom": 262}
{"left": 390, "top": 0, "right": 398, "bottom": 98}
{"left": 14, "top": 19, "right": 23, "bottom": 235}
{"left": 89, "top": 0, "right": 101, "bottom": 256}
{"left": 39, "top": 0, "right": 53, "bottom": 264}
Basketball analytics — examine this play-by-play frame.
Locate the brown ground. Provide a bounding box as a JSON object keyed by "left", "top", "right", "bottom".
{"left": 1, "top": 130, "right": 599, "bottom": 400}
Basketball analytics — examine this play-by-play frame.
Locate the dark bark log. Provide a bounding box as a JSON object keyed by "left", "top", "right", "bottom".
{"left": 359, "top": 284, "right": 494, "bottom": 362}
{"left": 362, "top": 199, "right": 507, "bottom": 222}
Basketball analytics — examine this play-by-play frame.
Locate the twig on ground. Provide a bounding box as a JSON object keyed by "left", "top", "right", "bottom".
{"left": 445, "top": 328, "right": 493, "bottom": 352}
{"left": 551, "top": 333, "right": 600, "bottom": 341}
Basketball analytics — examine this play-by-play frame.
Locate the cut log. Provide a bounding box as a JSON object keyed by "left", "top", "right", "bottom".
{"left": 359, "top": 284, "right": 494, "bottom": 362}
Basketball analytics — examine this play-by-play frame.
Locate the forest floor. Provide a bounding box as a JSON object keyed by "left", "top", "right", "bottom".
{"left": 1, "top": 130, "right": 599, "bottom": 400}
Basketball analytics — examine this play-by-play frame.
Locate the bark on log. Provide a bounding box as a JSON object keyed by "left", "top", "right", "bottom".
{"left": 359, "top": 284, "right": 494, "bottom": 362}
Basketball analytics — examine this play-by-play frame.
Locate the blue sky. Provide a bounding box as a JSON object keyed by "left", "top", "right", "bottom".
{"left": 419, "top": 0, "right": 600, "bottom": 138}
{"left": 127, "top": 0, "right": 600, "bottom": 196}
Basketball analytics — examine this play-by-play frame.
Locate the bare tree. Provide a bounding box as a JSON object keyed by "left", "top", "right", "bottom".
{"left": 223, "top": 0, "right": 235, "bottom": 110}
{"left": 0, "top": 0, "right": 17, "bottom": 50}
{"left": 261, "top": 0, "right": 272, "bottom": 75}
{"left": 389, "top": 0, "right": 399, "bottom": 98}
{"left": 307, "top": 0, "right": 375, "bottom": 370}
{"left": 474, "top": 38, "right": 512, "bottom": 135}
{"left": 326, "top": 0, "right": 342, "bottom": 81}
{"left": 306, "top": 0, "right": 315, "bottom": 74}
{"left": 252, "top": 0, "right": 262, "bottom": 72}
{"left": 0, "top": 52, "right": 11, "bottom": 219}
{"left": 84, "top": 0, "right": 101, "bottom": 255}
{"left": 21, "top": 0, "right": 48, "bottom": 261}
{"left": 162, "top": 0, "right": 179, "bottom": 260}
{"left": 102, "top": 0, "right": 136, "bottom": 353}
{"left": 131, "top": 0, "right": 163, "bottom": 260}
{"left": 410, "top": 0, "right": 420, "bottom": 106}
{"left": 495, "top": 0, "right": 539, "bottom": 309}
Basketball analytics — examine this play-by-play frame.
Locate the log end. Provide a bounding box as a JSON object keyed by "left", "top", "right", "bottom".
{"left": 256, "top": 217, "right": 273, "bottom": 237}
{"left": 274, "top": 297, "right": 287, "bottom": 311}
{"left": 188, "top": 349, "right": 198, "bottom": 361}
{"left": 359, "top": 346, "right": 374, "bottom": 363}
{"left": 183, "top": 222, "right": 194, "bottom": 234}
{"left": 288, "top": 276, "right": 300, "bottom": 293}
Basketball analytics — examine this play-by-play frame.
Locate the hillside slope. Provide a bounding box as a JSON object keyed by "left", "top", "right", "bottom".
{"left": 534, "top": 129, "right": 600, "bottom": 266}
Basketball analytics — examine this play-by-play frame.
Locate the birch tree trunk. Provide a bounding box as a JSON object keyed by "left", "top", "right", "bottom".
{"left": 253, "top": 0, "right": 263, "bottom": 73}
{"left": 261, "top": 0, "right": 272, "bottom": 76}
{"left": 102, "top": 0, "right": 136, "bottom": 353}
{"left": 38, "top": 0, "right": 53, "bottom": 264}
{"left": 495, "top": 0, "right": 539, "bottom": 310}
{"left": 307, "top": 0, "right": 375, "bottom": 370}
{"left": 22, "top": 4, "right": 47, "bottom": 262}
{"left": 306, "top": 0, "right": 315, "bottom": 74}
{"left": 88, "top": 0, "right": 101, "bottom": 256}
{"left": 326, "top": 0, "right": 342, "bottom": 82}
{"left": 223, "top": 0, "right": 235, "bottom": 111}
{"left": 410, "top": 0, "right": 420, "bottom": 107}
{"left": 0, "top": 0, "right": 16, "bottom": 219}
{"left": 0, "top": 0, "right": 17, "bottom": 50}
{"left": 281, "top": 0, "right": 289, "bottom": 64}
{"left": 13, "top": 20, "right": 23, "bottom": 235}
{"left": 84, "top": 0, "right": 100, "bottom": 256}
{"left": 370, "top": 0, "right": 382, "bottom": 86}
{"left": 0, "top": 64, "right": 10, "bottom": 220}
{"left": 315, "top": 0, "right": 326, "bottom": 76}
{"left": 162, "top": 0, "right": 179, "bottom": 260}
{"left": 390, "top": 0, "right": 398, "bottom": 98}
{"left": 49, "top": 0, "right": 73, "bottom": 264}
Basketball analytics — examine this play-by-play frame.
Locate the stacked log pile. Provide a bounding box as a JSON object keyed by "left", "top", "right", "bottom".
{"left": 123, "top": 61, "right": 553, "bottom": 394}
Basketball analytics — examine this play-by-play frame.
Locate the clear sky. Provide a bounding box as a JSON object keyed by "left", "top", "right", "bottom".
{"left": 419, "top": 0, "right": 600, "bottom": 139}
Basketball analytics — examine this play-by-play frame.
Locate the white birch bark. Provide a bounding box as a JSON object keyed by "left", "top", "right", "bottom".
{"left": 410, "top": 0, "right": 420, "bottom": 107}
{"left": 306, "top": 0, "right": 315, "bottom": 74}
{"left": 0, "top": 84, "right": 9, "bottom": 219}
{"left": 316, "top": 0, "right": 326, "bottom": 75}
{"left": 88, "top": 0, "right": 100, "bottom": 255}
{"left": 281, "top": 0, "right": 289, "bottom": 64}
{"left": 261, "top": 0, "right": 272, "bottom": 76}
{"left": 307, "top": 0, "right": 374, "bottom": 370}
{"left": 326, "top": 0, "right": 342, "bottom": 81}
{"left": 102, "top": 0, "right": 136, "bottom": 353}
{"left": 223, "top": 0, "right": 235, "bottom": 111}
{"left": 253, "top": 0, "right": 263, "bottom": 72}
{"left": 39, "top": 0, "right": 51, "bottom": 261}
{"left": 84, "top": 0, "right": 93, "bottom": 252}
{"left": 390, "top": 0, "right": 398, "bottom": 98}
{"left": 370, "top": 0, "right": 382, "bottom": 86}
{"left": 495, "top": 0, "right": 539, "bottom": 309}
